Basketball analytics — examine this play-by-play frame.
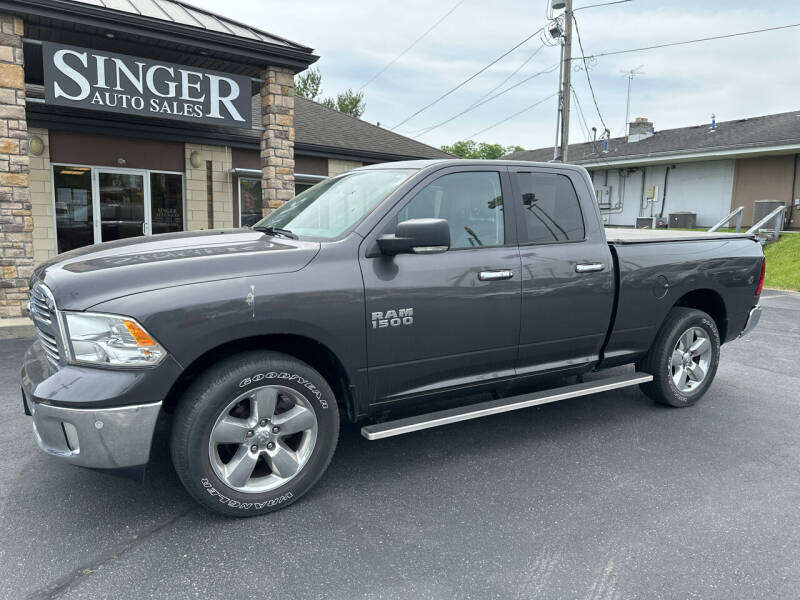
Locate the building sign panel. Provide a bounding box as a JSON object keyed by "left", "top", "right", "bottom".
{"left": 42, "top": 42, "right": 252, "bottom": 129}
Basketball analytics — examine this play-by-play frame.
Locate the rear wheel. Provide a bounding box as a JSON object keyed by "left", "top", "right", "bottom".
{"left": 171, "top": 351, "right": 339, "bottom": 517}
{"left": 639, "top": 307, "right": 721, "bottom": 407}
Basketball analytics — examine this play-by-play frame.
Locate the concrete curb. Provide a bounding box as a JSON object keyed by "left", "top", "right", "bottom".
{"left": 0, "top": 317, "right": 35, "bottom": 340}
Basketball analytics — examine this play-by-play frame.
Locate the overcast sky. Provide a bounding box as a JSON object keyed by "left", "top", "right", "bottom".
{"left": 192, "top": 0, "right": 800, "bottom": 152}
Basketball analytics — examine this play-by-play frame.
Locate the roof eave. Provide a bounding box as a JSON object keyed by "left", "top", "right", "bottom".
{"left": 3, "top": 0, "right": 318, "bottom": 71}
{"left": 294, "top": 142, "right": 451, "bottom": 163}
{"left": 578, "top": 141, "right": 800, "bottom": 168}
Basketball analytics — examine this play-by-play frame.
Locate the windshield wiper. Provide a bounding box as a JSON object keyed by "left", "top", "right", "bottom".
{"left": 253, "top": 225, "right": 298, "bottom": 240}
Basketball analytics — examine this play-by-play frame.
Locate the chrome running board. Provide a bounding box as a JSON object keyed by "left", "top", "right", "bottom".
{"left": 361, "top": 372, "right": 653, "bottom": 441}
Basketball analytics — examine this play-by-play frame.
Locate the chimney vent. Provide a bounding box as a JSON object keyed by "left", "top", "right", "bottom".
{"left": 628, "top": 117, "right": 654, "bottom": 142}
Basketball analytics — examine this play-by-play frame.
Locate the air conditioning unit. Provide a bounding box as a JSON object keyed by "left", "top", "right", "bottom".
{"left": 669, "top": 212, "right": 696, "bottom": 229}
{"left": 753, "top": 200, "right": 785, "bottom": 224}
{"left": 636, "top": 217, "right": 654, "bottom": 228}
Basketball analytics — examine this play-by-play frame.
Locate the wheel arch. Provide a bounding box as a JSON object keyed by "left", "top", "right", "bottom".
{"left": 162, "top": 334, "right": 358, "bottom": 421}
{"left": 672, "top": 288, "right": 727, "bottom": 342}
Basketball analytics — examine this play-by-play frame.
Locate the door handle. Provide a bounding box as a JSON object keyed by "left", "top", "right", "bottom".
{"left": 479, "top": 270, "right": 514, "bottom": 281}
{"left": 575, "top": 263, "right": 605, "bottom": 273}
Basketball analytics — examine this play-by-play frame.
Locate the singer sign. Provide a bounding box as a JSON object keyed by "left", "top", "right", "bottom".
{"left": 42, "top": 42, "right": 252, "bottom": 129}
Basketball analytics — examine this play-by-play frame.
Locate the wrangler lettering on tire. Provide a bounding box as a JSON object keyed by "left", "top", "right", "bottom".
{"left": 171, "top": 351, "right": 339, "bottom": 517}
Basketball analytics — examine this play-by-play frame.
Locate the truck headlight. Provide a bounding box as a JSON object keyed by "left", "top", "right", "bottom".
{"left": 63, "top": 312, "right": 166, "bottom": 367}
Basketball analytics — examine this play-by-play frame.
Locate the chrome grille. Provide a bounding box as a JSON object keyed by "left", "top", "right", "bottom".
{"left": 29, "top": 284, "right": 53, "bottom": 324}
{"left": 37, "top": 328, "right": 60, "bottom": 365}
{"left": 29, "top": 282, "right": 62, "bottom": 368}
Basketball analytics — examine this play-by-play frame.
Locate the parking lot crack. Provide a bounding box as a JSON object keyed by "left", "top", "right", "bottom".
{"left": 25, "top": 508, "right": 194, "bottom": 600}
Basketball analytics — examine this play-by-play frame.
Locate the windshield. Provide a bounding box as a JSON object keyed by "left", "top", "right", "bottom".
{"left": 254, "top": 169, "right": 414, "bottom": 240}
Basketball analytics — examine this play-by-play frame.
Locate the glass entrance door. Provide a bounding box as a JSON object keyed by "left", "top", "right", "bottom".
{"left": 53, "top": 164, "right": 185, "bottom": 254}
{"left": 96, "top": 170, "right": 147, "bottom": 242}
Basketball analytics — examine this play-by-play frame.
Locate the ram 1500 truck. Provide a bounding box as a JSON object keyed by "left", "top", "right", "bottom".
{"left": 21, "top": 159, "right": 764, "bottom": 516}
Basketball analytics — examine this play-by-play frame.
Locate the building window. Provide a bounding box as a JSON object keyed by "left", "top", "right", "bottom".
{"left": 52, "top": 164, "right": 184, "bottom": 253}
{"left": 237, "top": 178, "right": 322, "bottom": 227}
{"left": 239, "top": 178, "right": 263, "bottom": 227}
{"left": 54, "top": 166, "right": 93, "bottom": 254}
{"left": 150, "top": 172, "right": 184, "bottom": 234}
{"left": 295, "top": 182, "right": 314, "bottom": 195}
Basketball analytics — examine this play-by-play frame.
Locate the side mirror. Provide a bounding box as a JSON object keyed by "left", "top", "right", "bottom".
{"left": 377, "top": 218, "right": 450, "bottom": 256}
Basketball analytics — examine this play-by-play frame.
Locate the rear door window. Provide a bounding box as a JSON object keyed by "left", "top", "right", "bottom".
{"left": 515, "top": 172, "right": 585, "bottom": 243}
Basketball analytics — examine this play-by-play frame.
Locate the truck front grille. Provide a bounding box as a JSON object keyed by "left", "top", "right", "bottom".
{"left": 29, "top": 284, "right": 53, "bottom": 324}
{"left": 29, "top": 282, "right": 62, "bottom": 369}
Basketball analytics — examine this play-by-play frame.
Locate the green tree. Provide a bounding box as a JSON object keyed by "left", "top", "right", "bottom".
{"left": 295, "top": 68, "right": 366, "bottom": 118}
{"left": 294, "top": 67, "right": 323, "bottom": 101}
{"left": 441, "top": 140, "right": 525, "bottom": 159}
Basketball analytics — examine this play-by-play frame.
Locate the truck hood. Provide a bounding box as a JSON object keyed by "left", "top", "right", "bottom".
{"left": 35, "top": 229, "right": 321, "bottom": 310}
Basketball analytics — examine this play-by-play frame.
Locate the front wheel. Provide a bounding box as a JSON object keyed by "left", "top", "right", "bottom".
{"left": 639, "top": 307, "right": 721, "bottom": 407}
{"left": 170, "top": 351, "right": 339, "bottom": 517}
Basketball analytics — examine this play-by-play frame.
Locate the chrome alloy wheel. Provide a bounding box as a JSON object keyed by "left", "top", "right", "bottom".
{"left": 208, "top": 385, "right": 318, "bottom": 493}
{"left": 670, "top": 326, "right": 713, "bottom": 394}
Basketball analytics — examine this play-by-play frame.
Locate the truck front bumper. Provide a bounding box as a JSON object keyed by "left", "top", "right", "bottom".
{"left": 21, "top": 338, "right": 177, "bottom": 476}
{"left": 26, "top": 391, "right": 161, "bottom": 470}
{"left": 739, "top": 304, "right": 762, "bottom": 338}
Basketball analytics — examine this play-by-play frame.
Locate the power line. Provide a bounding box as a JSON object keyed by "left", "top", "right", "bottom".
{"left": 571, "top": 14, "right": 609, "bottom": 132}
{"left": 570, "top": 87, "right": 620, "bottom": 168}
{"left": 411, "top": 62, "right": 559, "bottom": 138}
{"left": 359, "top": 0, "right": 466, "bottom": 90}
{"left": 467, "top": 91, "right": 558, "bottom": 139}
{"left": 570, "top": 85, "right": 591, "bottom": 141}
{"left": 411, "top": 42, "right": 547, "bottom": 137}
{"left": 466, "top": 43, "right": 546, "bottom": 112}
{"left": 390, "top": 25, "right": 547, "bottom": 130}
{"left": 582, "top": 22, "right": 800, "bottom": 60}
{"left": 574, "top": 0, "right": 631, "bottom": 12}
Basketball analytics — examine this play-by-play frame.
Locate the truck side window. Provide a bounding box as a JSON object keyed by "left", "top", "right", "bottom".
{"left": 397, "top": 172, "right": 504, "bottom": 248}
{"left": 516, "top": 172, "right": 585, "bottom": 243}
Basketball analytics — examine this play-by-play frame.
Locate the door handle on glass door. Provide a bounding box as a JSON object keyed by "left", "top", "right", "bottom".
{"left": 479, "top": 270, "right": 514, "bottom": 281}
{"left": 575, "top": 263, "right": 605, "bottom": 273}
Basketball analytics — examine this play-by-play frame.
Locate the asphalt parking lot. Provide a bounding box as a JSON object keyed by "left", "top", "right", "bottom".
{"left": 1, "top": 290, "right": 799, "bottom": 600}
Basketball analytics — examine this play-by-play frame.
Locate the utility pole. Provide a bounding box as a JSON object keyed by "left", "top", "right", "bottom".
{"left": 556, "top": 0, "right": 573, "bottom": 162}
{"left": 552, "top": 38, "right": 564, "bottom": 161}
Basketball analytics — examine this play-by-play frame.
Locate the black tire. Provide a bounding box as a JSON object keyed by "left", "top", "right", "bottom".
{"left": 170, "top": 351, "right": 339, "bottom": 517}
{"left": 639, "top": 307, "right": 721, "bottom": 407}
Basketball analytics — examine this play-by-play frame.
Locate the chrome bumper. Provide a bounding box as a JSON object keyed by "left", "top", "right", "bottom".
{"left": 739, "top": 305, "right": 762, "bottom": 338}
{"left": 28, "top": 397, "right": 162, "bottom": 469}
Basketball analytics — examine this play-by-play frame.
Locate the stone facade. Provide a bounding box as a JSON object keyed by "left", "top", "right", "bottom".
{"left": 0, "top": 14, "right": 31, "bottom": 318}
{"left": 184, "top": 143, "right": 233, "bottom": 230}
{"left": 260, "top": 66, "right": 295, "bottom": 213}
{"left": 29, "top": 127, "right": 54, "bottom": 264}
{"left": 328, "top": 159, "right": 362, "bottom": 177}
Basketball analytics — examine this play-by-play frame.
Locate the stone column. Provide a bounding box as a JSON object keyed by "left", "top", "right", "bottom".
{"left": 0, "top": 14, "right": 32, "bottom": 319}
{"left": 260, "top": 66, "right": 295, "bottom": 215}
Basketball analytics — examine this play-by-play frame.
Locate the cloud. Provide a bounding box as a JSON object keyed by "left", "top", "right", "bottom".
{"left": 191, "top": 0, "right": 800, "bottom": 151}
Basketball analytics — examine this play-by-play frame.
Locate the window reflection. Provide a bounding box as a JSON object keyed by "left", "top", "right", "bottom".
{"left": 54, "top": 166, "right": 93, "bottom": 253}
{"left": 151, "top": 173, "right": 184, "bottom": 234}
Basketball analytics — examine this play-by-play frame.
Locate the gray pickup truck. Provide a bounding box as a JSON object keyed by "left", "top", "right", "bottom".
{"left": 21, "top": 159, "right": 764, "bottom": 516}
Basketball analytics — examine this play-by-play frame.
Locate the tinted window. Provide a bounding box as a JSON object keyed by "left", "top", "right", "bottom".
{"left": 516, "top": 172, "right": 585, "bottom": 243}
{"left": 397, "top": 172, "right": 504, "bottom": 249}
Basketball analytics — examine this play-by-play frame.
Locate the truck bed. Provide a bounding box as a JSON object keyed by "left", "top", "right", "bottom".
{"left": 605, "top": 227, "right": 756, "bottom": 244}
